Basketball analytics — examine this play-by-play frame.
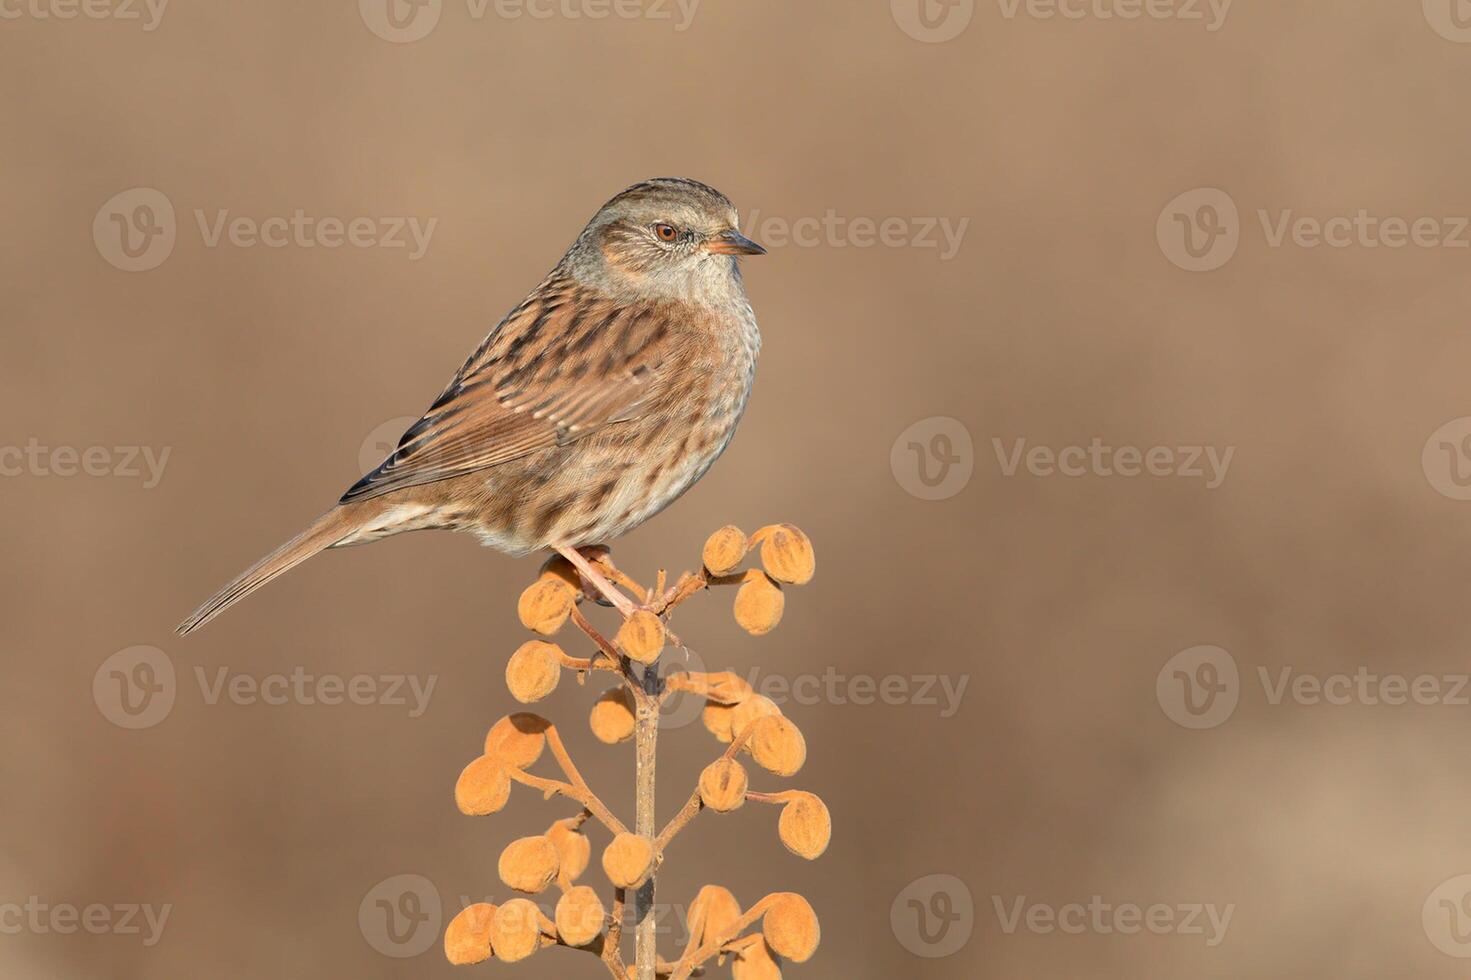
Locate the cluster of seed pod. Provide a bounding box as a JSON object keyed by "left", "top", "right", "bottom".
{"left": 701, "top": 524, "right": 815, "bottom": 636}
{"left": 445, "top": 525, "right": 825, "bottom": 978}
{"left": 664, "top": 670, "right": 832, "bottom": 861}
{"left": 668, "top": 886, "right": 821, "bottom": 979}
{"left": 449, "top": 712, "right": 635, "bottom": 967}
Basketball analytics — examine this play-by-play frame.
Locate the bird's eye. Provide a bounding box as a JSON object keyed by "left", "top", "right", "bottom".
{"left": 653, "top": 223, "right": 679, "bottom": 243}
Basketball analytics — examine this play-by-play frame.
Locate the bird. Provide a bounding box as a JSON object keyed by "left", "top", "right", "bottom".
{"left": 178, "top": 177, "right": 766, "bottom": 635}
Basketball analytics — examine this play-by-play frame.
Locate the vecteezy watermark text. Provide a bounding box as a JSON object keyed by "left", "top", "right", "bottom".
{"left": 742, "top": 210, "right": 968, "bottom": 261}
{"left": 995, "top": 0, "right": 1231, "bottom": 30}
{"left": 1158, "top": 187, "right": 1471, "bottom": 272}
{"left": 657, "top": 646, "right": 969, "bottom": 731}
{"left": 0, "top": 0, "right": 168, "bottom": 30}
{"left": 358, "top": 0, "right": 701, "bottom": 43}
{"left": 891, "top": 0, "right": 1231, "bottom": 42}
{"left": 743, "top": 667, "right": 968, "bottom": 719}
{"left": 1157, "top": 645, "right": 1471, "bottom": 730}
{"left": 992, "top": 438, "right": 1234, "bottom": 489}
{"left": 93, "top": 187, "right": 437, "bottom": 272}
{"left": 94, "top": 646, "right": 438, "bottom": 729}
{"left": 470, "top": 0, "right": 699, "bottom": 24}
{"left": 992, "top": 895, "right": 1233, "bottom": 946}
{"left": 0, "top": 440, "right": 170, "bottom": 488}
{"left": 0, "top": 898, "right": 171, "bottom": 947}
{"left": 194, "top": 210, "right": 436, "bottom": 258}
{"left": 194, "top": 666, "right": 436, "bottom": 716}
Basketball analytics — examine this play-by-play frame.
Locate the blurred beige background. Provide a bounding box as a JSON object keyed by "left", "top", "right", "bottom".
{"left": 7, "top": 1, "right": 1471, "bottom": 976}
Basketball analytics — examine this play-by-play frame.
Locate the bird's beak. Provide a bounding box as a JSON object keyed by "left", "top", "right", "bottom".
{"left": 706, "top": 229, "right": 767, "bottom": 256}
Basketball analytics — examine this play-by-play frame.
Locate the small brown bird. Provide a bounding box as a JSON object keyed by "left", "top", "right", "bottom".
{"left": 178, "top": 178, "right": 765, "bottom": 635}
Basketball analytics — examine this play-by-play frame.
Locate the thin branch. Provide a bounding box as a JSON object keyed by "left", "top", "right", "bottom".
{"left": 572, "top": 604, "right": 641, "bottom": 690}
{"left": 506, "top": 767, "right": 628, "bottom": 837}
{"left": 600, "top": 887, "right": 626, "bottom": 975}
{"left": 721, "top": 933, "right": 766, "bottom": 958}
{"left": 556, "top": 920, "right": 699, "bottom": 979}
{"left": 654, "top": 792, "right": 703, "bottom": 854}
{"left": 654, "top": 725, "right": 758, "bottom": 852}
{"left": 606, "top": 563, "right": 652, "bottom": 604}
{"left": 556, "top": 648, "right": 624, "bottom": 675}
{"left": 544, "top": 725, "right": 590, "bottom": 790}
{"left": 651, "top": 569, "right": 708, "bottom": 615}
{"left": 667, "top": 895, "right": 782, "bottom": 980}
{"left": 632, "top": 661, "right": 661, "bottom": 980}
{"left": 661, "top": 672, "right": 751, "bottom": 706}
{"left": 674, "top": 892, "right": 709, "bottom": 976}
{"left": 537, "top": 926, "right": 624, "bottom": 978}
{"left": 571, "top": 603, "right": 622, "bottom": 659}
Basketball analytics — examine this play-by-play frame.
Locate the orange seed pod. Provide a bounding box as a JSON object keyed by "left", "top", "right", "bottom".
{"left": 695, "top": 885, "right": 743, "bottom": 947}
{"left": 554, "top": 885, "right": 605, "bottom": 947}
{"left": 483, "top": 712, "right": 550, "bottom": 769}
{"left": 518, "top": 577, "right": 574, "bottom": 635}
{"left": 489, "top": 899, "right": 544, "bottom": 963}
{"left": 498, "top": 835, "right": 561, "bottom": 894}
{"left": 762, "top": 893, "right": 819, "bottom": 963}
{"left": 589, "top": 686, "right": 637, "bottom": 744}
{"left": 537, "top": 554, "right": 581, "bottom": 592}
{"left": 731, "top": 695, "right": 782, "bottom": 742}
{"left": 750, "top": 715, "right": 806, "bottom": 777}
{"left": 506, "top": 640, "right": 562, "bottom": 703}
{"left": 546, "top": 817, "right": 591, "bottom": 882}
{"left": 778, "top": 792, "right": 831, "bottom": 860}
{"left": 733, "top": 570, "right": 784, "bottom": 636}
{"left": 601, "top": 832, "right": 655, "bottom": 889}
{"left": 443, "top": 902, "right": 497, "bottom": 965}
{"left": 701, "top": 670, "right": 754, "bottom": 705}
{"left": 702, "top": 701, "right": 738, "bottom": 743}
{"left": 759, "top": 524, "right": 815, "bottom": 585}
{"left": 455, "top": 755, "right": 511, "bottom": 815}
{"left": 703, "top": 525, "right": 748, "bottom": 575}
{"left": 732, "top": 938, "right": 783, "bottom": 980}
{"left": 698, "top": 758, "right": 749, "bottom": 813}
{"left": 616, "top": 610, "right": 666, "bottom": 665}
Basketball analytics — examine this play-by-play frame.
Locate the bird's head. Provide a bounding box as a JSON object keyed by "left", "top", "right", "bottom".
{"left": 564, "top": 177, "right": 765, "bottom": 301}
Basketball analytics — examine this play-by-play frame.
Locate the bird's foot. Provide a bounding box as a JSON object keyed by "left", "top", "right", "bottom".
{"left": 554, "top": 544, "right": 639, "bottom": 618}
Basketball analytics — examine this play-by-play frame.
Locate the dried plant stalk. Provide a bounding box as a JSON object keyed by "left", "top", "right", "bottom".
{"left": 446, "top": 524, "right": 827, "bottom": 979}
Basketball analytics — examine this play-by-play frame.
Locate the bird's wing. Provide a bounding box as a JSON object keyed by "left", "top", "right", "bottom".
{"left": 341, "top": 276, "right": 675, "bottom": 503}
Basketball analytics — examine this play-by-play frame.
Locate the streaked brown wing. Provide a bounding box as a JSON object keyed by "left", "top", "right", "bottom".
{"left": 342, "top": 275, "right": 673, "bottom": 503}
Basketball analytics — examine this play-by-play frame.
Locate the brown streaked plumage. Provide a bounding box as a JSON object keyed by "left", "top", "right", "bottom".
{"left": 178, "top": 178, "right": 765, "bottom": 635}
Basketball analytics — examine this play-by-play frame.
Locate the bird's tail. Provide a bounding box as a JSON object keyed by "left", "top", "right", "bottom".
{"left": 176, "top": 505, "right": 368, "bottom": 636}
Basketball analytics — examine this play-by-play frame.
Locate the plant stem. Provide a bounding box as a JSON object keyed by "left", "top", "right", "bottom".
{"left": 633, "top": 661, "right": 661, "bottom": 980}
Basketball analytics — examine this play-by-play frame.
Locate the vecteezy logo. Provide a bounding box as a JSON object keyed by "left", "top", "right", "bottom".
{"left": 93, "top": 188, "right": 177, "bottom": 272}
{"left": 890, "top": 0, "right": 974, "bottom": 42}
{"left": 659, "top": 644, "right": 711, "bottom": 732}
{"left": 1422, "top": 417, "right": 1471, "bottom": 501}
{"left": 891, "top": 417, "right": 974, "bottom": 501}
{"left": 1156, "top": 188, "right": 1240, "bottom": 272}
{"left": 1424, "top": 0, "right": 1471, "bottom": 42}
{"left": 359, "top": 0, "right": 442, "bottom": 42}
{"left": 891, "top": 873, "right": 974, "bottom": 958}
{"left": 1156, "top": 645, "right": 1239, "bottom": 730}
{"left": 1424, "top": 874, "right": 1471, "bottom": 957}
{"left": 93, "top": 645, "right": 176, "bottom": 729}
{"left": 359, "top": 874, "right": 441, "bottom": 957}
{"left": 359, "top": 416, "right": 419, "bottom": 476}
